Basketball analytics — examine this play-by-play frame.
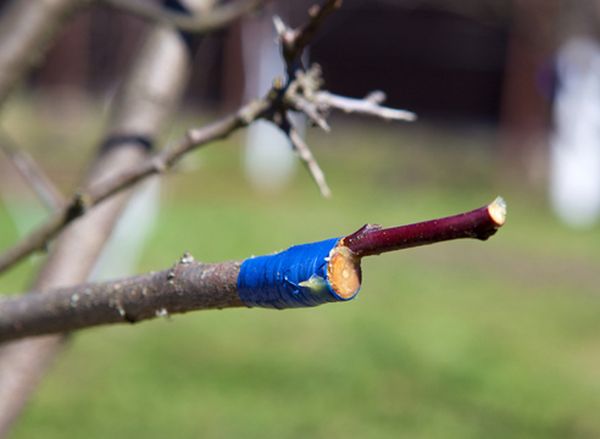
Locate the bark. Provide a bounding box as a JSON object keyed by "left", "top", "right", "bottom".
{"left": 0, "top": 261, "right": 243, "bottom": 342}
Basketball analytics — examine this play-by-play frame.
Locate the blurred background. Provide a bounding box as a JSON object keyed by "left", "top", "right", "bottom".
{"left": 1, "top": 0, "right": 600, "bottom": 437}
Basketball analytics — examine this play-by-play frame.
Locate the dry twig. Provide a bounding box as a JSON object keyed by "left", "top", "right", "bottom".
{"left": 0, "top": 2, "right": 202, "bottom": 434}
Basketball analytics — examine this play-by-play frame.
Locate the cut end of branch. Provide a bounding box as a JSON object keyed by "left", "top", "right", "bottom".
{"left": 487, "top": 196, "right": 507, "bottom": 227}
{"left": 327, "top": 244, "right": 361, "bottom": 299}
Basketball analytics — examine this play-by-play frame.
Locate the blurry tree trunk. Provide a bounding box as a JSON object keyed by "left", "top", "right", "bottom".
{"left": 0, "top": 0, "right": 208, "bottom": 434}
{"left": 499, "top": 0, "right": 557, "bottom": 187}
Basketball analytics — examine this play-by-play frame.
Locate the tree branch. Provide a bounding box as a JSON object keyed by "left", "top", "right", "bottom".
{"left": 0, "top": 0, "right": 416, "bottom": 275}
{"left": 101, "top": 0, "right": 268, "bottom": 32}
{"left": 0, "top": 198, "right": 507, "bottom": 342}
{"left": 275, "top": 0, "right": 342, "bottom": 76}
{"left": 314, "top": 91, "right": 417, "bottom": 122}
{"left": 278, "top": 113, "right": 331, "bottom": 197}
{"left": 0, "top": 131, "right": 64, "bottom": 211}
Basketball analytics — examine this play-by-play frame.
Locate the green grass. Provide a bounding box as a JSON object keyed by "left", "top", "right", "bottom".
{"left": 2, "top": 112, "right": 600, "bottom": 438}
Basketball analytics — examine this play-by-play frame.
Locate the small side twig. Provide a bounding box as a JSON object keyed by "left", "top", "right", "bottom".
{"left": 0, "top": 198, "right": 507, "bottom": 342}
{"left": 0, "top": 132, "right": 64, "bottom": 211}
{"left": 275, "top": 0, "right": 342, "bottom": 73}
{"left": 314, "top": 91, "right": 416, "bottom": 122}
{"left": 278, "top": 114, "right": 331, "bottom": 198}
{"left": 0, "top": 258, "right": 242, "bottom": 343}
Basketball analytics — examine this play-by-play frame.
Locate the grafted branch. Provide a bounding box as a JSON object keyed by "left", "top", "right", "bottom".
{"left": 0, "top": 198, "right": 507, "bottom": 342}
{"left": 0, "top": 258, "right": 242, "bottom": 342}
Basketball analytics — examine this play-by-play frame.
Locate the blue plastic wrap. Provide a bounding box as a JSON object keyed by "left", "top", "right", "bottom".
{"left": 237, "top": 238, "right": 358, "bottom": 309}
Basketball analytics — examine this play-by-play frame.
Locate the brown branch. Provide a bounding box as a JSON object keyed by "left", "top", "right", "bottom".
{"left": 343, "top": 197, "right": 507, "bottom": 257}
{"left": 314, "top": 91, "right": 417, "bottom": 122}
{"left": 0, "top": 258, "right": 242, "bottom": 342}
{"left": 276, "top": 0, "right": 342, "bottom": 72}
{"left": 278, "top": 113, "right": 331, "bottom": 197}
{"left": 101, "top": 0, "right": 268, "bottom": 32}
{"left": 0, "top": 132, "right": 64, "bottom": 210}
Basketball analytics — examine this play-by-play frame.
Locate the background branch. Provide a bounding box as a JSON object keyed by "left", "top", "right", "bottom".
{"left": 102, "top": 0, "right": 268, "bottom": 32}
{"left": 0, "top": 131, "right": 64, "bottom": 211}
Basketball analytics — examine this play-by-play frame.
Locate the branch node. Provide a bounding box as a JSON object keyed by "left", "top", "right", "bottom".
{"left": 65, "top": 192, "right": 89, "bottom": 221}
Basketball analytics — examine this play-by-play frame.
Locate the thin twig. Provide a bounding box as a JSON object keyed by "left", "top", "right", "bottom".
{"left": 0, "top": 132, "right": 64, "bottom": 210}
{"left": 315, "top": 91, "right": 417, "bottom": 122}
{"left": 101, "top": 0, "right": 268, "bottom": 32}
{"left": 279, "top": 114, "right": 331, "bottom": 198}
{"left": 277, "top": 0, "right": 342, "bottom": 72}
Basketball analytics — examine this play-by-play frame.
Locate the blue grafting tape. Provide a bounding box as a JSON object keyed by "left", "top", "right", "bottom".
{"left": 237, "top": 238, "right": 358, "bottom": 309}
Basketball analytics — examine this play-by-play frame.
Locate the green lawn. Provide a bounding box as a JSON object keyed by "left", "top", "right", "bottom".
{"left": 1, "top": 115, "right": 600, "bottom": 438}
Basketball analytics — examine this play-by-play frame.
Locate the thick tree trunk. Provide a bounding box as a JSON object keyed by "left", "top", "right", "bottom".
{"left": 0, "top": 1, "right": 202, "bottom": 433}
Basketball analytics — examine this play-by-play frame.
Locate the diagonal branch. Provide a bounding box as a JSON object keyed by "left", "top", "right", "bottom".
{"left": 0, "top": 198, "right": 507, "bottom": 343}
{"left": 101, "top": 0, "right": 269, "bottom": 32}
{"left": 0, "top": 0, "right": 416, "bottom": 275}
{"left": 275, "top": 0, "right": 342, "bottom": 75}
{"left": 277, "top": 113, "right": 331, "bottom": 197}
{"left": 0, "top": 131, "right": 64, "bottom": 211}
